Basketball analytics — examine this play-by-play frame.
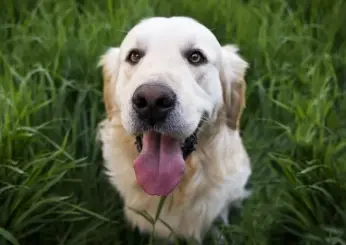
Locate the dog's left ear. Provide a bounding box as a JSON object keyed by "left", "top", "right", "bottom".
{"left": 98, "top": 47, "right": 120, "bottom": 120}
{"left": 219, "top": 45, "right": 249, "bottom": 130}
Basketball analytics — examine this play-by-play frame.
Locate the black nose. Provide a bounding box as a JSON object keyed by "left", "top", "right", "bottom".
{"left": 132, "top": 84, "right": 176, "bottom": 126}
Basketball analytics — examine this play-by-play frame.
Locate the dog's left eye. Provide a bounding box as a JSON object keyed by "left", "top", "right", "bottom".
{"left": 186, "top": 50, "right": 207, "bottom": 65}
{"left": 126, "top": 49, "right": 144, "bottom": 64}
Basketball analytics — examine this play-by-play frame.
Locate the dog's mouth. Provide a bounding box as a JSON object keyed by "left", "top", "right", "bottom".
{"left": 133, "top": 123, "right": 201, "bottom": 197}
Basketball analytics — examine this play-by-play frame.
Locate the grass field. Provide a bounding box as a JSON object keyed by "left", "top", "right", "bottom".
{"left": 1, "top": 0, "right": 346, "bottom": 244}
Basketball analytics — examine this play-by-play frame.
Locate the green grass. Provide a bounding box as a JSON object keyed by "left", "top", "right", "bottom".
{"left": 1, "top": 0, "right": 346, "bottom": 244}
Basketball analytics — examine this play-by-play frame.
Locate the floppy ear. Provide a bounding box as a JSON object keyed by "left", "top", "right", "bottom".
{"left": 98, "top": 47, "right": 120, "bottom": 119}
{"left": 219, "top": 45, "right": 249, "bottom": 130}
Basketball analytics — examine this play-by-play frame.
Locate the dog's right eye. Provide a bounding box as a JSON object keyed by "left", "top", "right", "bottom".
{"left": 185, "top": 49, "right": 207, "bottom": 66}
{"left": 126, "top": 49, "right": 144, "bottom": 64}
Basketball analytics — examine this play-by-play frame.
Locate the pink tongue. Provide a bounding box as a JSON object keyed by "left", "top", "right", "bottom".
{"left": 133, "top": 132, "right": 185, "bottom": 196}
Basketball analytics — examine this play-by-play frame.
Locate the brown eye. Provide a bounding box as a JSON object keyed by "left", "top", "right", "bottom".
{"left": 187, "top": 50, "right": 207, "bottom": 65}
{"left": 126, "top": 49, "right": 144, "bottom": 64}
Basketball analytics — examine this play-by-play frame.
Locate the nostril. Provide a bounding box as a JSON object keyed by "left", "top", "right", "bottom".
{"left": 133, "top": 96, "right": 147, "bottom": 109}
{"left": 156, "top": 97, "right": 174, "bottom": 109}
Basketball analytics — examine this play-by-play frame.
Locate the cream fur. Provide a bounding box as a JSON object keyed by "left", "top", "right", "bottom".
{"left": 97, "top": 16, "right": 252, "bottom": 243}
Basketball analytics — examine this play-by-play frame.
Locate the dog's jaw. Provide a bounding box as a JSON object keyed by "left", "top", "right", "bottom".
{"left": 134, "top": 131, "right": 198, "bottom": 161}
{"left": 134, "top": 120, "right": 202, "bottom": 160}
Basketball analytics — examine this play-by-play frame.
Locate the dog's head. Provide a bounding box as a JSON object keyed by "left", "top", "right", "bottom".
{"left": 99, "top": 16, "right": 248, "bottom": 196}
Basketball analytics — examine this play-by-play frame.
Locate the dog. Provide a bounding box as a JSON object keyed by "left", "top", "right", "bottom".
{"left": 97, "top": 16, "right": 252, "bottom": 244}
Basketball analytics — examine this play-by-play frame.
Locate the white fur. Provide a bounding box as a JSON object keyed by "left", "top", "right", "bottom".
{"left": 97, "top": 16, "right": 252, "bottom": 243}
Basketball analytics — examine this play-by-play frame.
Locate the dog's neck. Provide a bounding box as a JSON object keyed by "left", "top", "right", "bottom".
{"left": 172, "top": 119, "right": 241, "bottom": 204}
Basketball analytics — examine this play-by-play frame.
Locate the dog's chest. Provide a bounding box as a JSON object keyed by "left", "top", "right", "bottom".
{"left": 110, "top": 165, "right": 232, "bottom": 241}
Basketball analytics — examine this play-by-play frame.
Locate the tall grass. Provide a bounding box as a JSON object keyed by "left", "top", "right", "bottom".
{"left": 1, "top": 0, "right": 345, "bottom": 244}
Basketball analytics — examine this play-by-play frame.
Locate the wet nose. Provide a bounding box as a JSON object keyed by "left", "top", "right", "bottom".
{"left": 132, "top": 83, "right": 176, "bottom": 126}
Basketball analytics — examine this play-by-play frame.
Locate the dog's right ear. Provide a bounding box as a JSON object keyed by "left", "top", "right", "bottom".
{"left": 219, "top": 45, "right": 248, "bottom": 130}
{"left": 98, "top": 47, "right": 120, "bottom": 120}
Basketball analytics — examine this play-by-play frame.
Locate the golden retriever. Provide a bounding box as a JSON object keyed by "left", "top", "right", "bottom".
{"left": 97, "top": 16, "right": 252, "bottom": 244}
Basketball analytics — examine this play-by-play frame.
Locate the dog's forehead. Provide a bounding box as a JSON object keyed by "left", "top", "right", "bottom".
{"left": 121, "top": 17, "right": 221, "bottom": 51}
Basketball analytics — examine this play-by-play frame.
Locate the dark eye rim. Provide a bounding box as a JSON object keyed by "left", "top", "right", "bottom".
{"left": 126, "top": 49, "right": 145, "bottom": 64}
{"left": 185, "top": 49, "right": 207, "bottom": 65}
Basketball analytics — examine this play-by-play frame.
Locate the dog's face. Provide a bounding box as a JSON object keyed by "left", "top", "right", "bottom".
{"left": 99, "top": 17, "right": 248, "bottom": 196}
